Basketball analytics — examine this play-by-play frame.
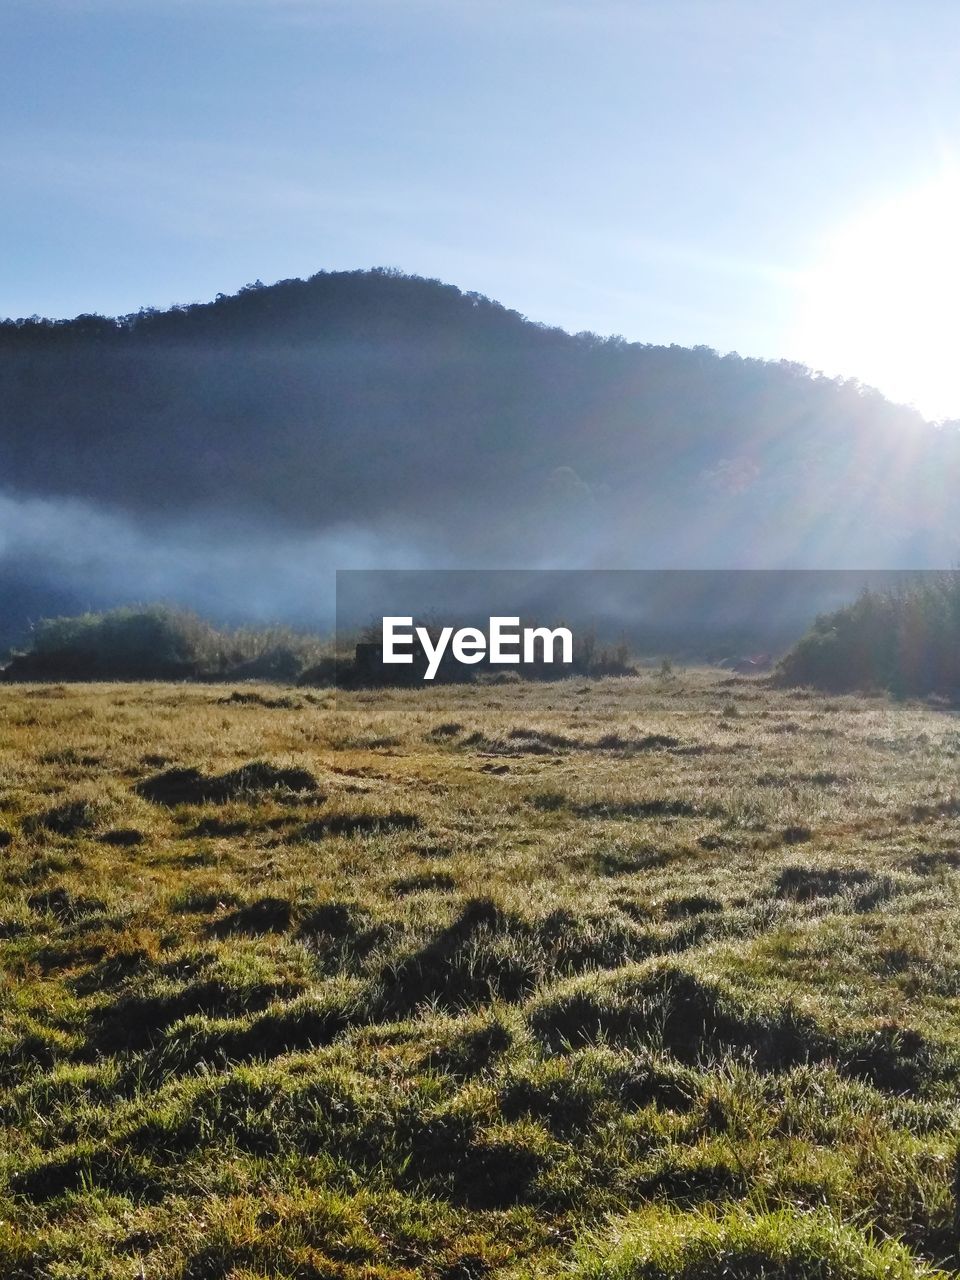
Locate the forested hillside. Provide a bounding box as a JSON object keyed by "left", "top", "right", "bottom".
{"left": 2, "top": 269, "right": 958, "bottom": 645}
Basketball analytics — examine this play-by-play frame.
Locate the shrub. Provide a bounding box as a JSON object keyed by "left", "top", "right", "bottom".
{"left": 2, "top": 605, "right": 329, "bottom": 682}
{"left": 778, "top": 574, "right": 960, "bottom": 695}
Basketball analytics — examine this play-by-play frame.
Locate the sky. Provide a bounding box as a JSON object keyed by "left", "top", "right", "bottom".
{"left": 5, "top": 0, "right": 960, "bottom": 418}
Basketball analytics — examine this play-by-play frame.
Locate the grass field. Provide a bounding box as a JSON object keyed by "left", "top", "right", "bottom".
{"left": 2, "top": 671, "right": 960, "bottom": 1278}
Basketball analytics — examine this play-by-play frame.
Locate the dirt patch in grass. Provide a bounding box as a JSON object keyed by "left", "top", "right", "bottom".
{"left": 27, "top": 886, "right": 107, "bottom": 922}
{"left": 429, "top": 721, "right": 464, "bottom": 738}
{"left": 210, "top": 895, "right": 296, "bottom": 937}
{"left": 530, "top": 792, "right": 705, "bottom": 820}
{"left": 781, "top": 825, "right": 814, "bottom": 845}
{"left": 295, "top": 901, "right": 388, "bottom": 971}
{"left": 663, "top": 893, "right": 723, "bottom": 919}
{"left": 453, "top": 1131, "right": 545, "bottom": 1209}
{"left": 218, "top": 690, "right": 301, "bottom": 709}
{"left": 756, "top": 770, "right": 848, "bottom": 787}
{"left": 599, "top": 847, "right": 676, "bottom": 875}
{"left": 297, "top": 900, "right": 369, "bottom": 940}
{"left": 13, "top": 1147, "right": 161, "bottom": 1204}
{"left": 578, "top": 798, "right": 703, "bottom": 820}
{"left": 906, "top": 796, "right": 960, "bottom": 823}
{"left": 421, "top": 1016, "right": 513, "bottom": 1079}
{"left": 90, "top": 972, "right": 305, "bottom": 1052}
{"left": 98, "top": 827, "right": 145, "bottom": 847}
{"left": 162, "top": 985, "right": 371, "bottom": 1067}
{"left": 528, "top": 961, "right": 947, "bottom": 1090}
{"left": 462, "top": 728, "right": 688, "bottom": 757}
{"left": 596, "top": 731, "right": 682, "bottom": 751}
{"left": 24, "top": 799, "right": 107, "bottom": 837}
{"left": 136, "top": 761, "right": 321, "bottom": 806}
{"left": 297, "top": 811, "right": 422, "bottom": 839}
{"left": 773, "top": 865, "right": 902, "bottom": 910}
{"left": 908, "top": 848, "right": 960, "bottom": 874}
{"left": 380, "top": 899, "right": 657, "bottom": 1015}
{"left": 392, "top": 872, "right": 457, "bottom": 895}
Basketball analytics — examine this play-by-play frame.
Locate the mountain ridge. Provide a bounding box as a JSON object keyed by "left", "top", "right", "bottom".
{"left": 1, "top": 268, "right": 958, "bottom": 647}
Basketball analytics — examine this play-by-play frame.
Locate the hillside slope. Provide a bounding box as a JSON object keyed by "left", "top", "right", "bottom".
{"left": 1, "top": 269, "right": 958, "bottom": 643}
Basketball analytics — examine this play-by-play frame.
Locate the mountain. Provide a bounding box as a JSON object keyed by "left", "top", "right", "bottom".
{"left": 1, "top": 268, "right": 958, "bottom": 647}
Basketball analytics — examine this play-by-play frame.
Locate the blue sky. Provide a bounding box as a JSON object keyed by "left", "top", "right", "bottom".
{"left": 5, "top": 0, "right": 960, "bottom": 414}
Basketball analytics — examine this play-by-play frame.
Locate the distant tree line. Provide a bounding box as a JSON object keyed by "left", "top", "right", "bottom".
{"left": 2, "top": 268, "right": 957, "bottom": 570}
{"left": 0, "top": 607, "right": 326, "bottom": 683}
{"left": 0, "top": 605, "right": 635, "bottom": 685}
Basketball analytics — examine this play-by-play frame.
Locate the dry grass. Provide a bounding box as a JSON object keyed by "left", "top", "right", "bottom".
{"left": 1, "top": 670, "right": 959, "bottom": 1277}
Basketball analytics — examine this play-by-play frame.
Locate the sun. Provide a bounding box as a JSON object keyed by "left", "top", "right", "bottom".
{"left": 792, "top": 173, "right": 960, "bottom": 421}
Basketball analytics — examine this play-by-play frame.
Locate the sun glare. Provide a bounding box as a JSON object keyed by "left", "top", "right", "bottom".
{"left": 793, "top": 174, "right": 960, "bottom": 421}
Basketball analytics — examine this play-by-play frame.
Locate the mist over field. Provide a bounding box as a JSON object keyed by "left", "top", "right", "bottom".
{"left": 0, "top": 490, "right": 422, "bottom": 649}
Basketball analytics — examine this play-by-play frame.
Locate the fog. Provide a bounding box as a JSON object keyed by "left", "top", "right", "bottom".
{"left": 0, "top": 491, "right": 441, "bottom": 647}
